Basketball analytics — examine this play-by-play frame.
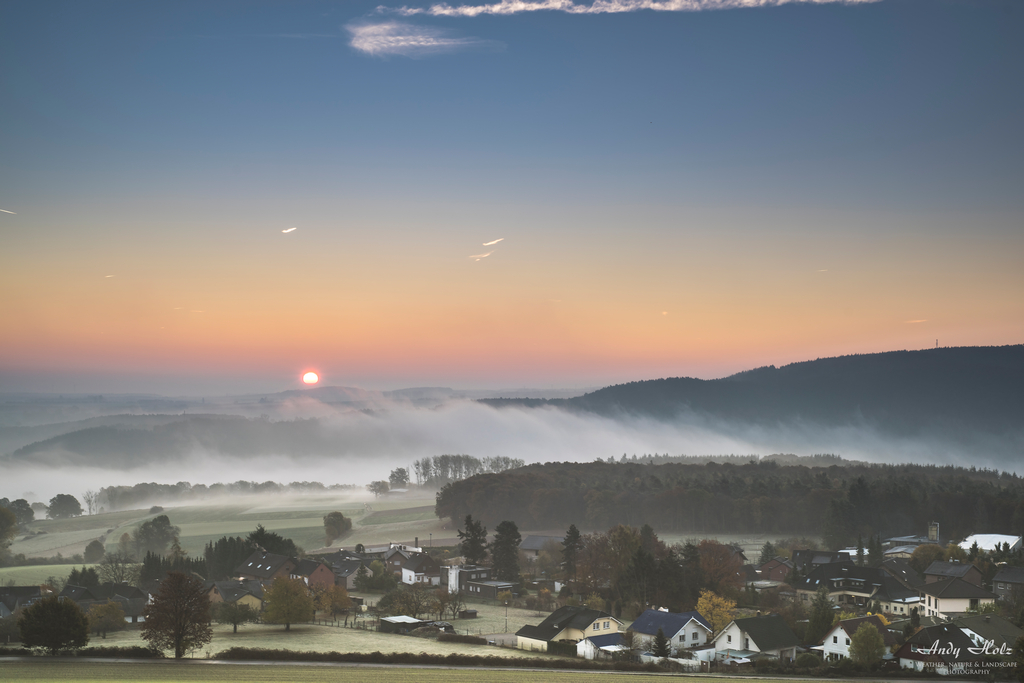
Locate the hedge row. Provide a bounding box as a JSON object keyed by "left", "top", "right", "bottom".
{"left": 214, "top": 647, "right": 664, "bottom": 672}
{"left": 436, "top": 633, "right": 488, "bottom": 645}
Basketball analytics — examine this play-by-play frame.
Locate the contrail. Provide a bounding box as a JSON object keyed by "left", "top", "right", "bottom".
{"left": 282, "top": 227, "right": 297, "bottom": 233}
{"left": 0, "top": 209, "right": 15, "bottom": 214}
{"left": 482, "top": 238, "right": 504, "bottom": 246}
{"left": 470, "top": 251, "right": 495, "bottom": 260}
{"left": 381, "top": 0, "right": 878, "bottom": 18}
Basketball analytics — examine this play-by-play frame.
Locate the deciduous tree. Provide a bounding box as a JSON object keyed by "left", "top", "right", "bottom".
{"left": 212, "top": 601, "right": 259, "bottom": 634}
{"left": 262, "top": 578, "right": 314, "bottom": 631}
{"left": 696, "top": 589, "right": 735, "bottom": 636}
{"left": 323, "top": 511, "right": 351, "bottom": 545}
{"left": 389, "top": 468, "right": 409, "bottom": 488}
{"left": 18, "top": 595, "right": 89, "bottom": 654}
{"left": 367, "top": 480, "right": 390, "bottom": 498}
{"left": 141, "top": 571, "right": 212, "bottom": 658}
{"left": 47, "top": 494, "right": 83, "bottom": 519}
{"left": 99, "top": 551, "right": 141, "bottom": 586}
{"left": 849, "top": 621, "right": 885, "bottom": 667}
{"left": 84, "top": 540, "right": 106, "bottom": 563}
{"left": 87, "top": 601, "right": 126, "bottom": 638}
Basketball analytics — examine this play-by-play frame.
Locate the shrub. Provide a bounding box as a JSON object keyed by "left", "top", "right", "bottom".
{"left": 796, "top": 652, "right": 822, "bottom": 668}
{"left": 77, "top": 645, "right": 164, "bottom": 658}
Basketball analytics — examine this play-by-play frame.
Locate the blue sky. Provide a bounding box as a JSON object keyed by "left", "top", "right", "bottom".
{"left": 1, "top": 0, "right": 1022, "bottom": 394}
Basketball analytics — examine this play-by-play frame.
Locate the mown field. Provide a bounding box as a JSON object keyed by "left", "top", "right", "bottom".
{"left": 2, "top": 660, "right": 710, "bottom": 683}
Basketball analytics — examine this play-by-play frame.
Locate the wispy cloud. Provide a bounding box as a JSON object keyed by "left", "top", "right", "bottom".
{"left": 380, "top": 0, "right": 877, "bottom": 17}
{"left": 905, "top": 319, "right": 927, "bottom": 324}
{"left": 482, "top": 238, "right": 504, "bottom": 246}
{"left": 348, "top": 20, "right": 503, "bottom": 56}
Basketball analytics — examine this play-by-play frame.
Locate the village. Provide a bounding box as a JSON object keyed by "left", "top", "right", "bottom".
{"left": 3, "top": 490, "right": 1023, "bottom": 678}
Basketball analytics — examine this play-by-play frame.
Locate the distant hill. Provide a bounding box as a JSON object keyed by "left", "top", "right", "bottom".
{"left": 482, "top": 345, "right": 1024, "bottom": 437}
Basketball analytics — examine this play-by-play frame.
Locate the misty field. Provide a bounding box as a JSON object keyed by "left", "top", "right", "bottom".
{"left": 9, "top": 620, "right": 555, "bottom": 659}
{"left": 0, "top": 660, "right": 717, "bottom": 683}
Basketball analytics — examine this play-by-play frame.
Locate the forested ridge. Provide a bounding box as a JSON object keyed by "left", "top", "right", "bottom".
{"left": 481, "top": 345, "right": 1024, "bottom": 435}
{"left": 435, "top": 460, "right": 1024, "bottom": 548}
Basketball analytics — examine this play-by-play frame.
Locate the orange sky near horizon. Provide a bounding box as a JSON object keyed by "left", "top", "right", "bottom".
{"left": 2, "top": 202, "right": 1021, "bottom": 394}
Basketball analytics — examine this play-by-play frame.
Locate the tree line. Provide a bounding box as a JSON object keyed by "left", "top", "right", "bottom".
{"left": 435, "top": 460, "right": 1024, "bottom": 547}
{"left": 411, "top": 455, "right": 525, "bottom": 486}
{"left": 94, "top": 480, "right": 356, "bottom": 512}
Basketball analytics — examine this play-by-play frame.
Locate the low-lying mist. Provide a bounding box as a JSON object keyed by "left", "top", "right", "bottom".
{"left": 4, "top": 394, "right": 1021, "bottom": 504}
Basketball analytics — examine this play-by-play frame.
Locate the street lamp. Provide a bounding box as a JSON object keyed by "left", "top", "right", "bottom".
{"left": 504, "top": 601, "right": 508, "bottom": 633}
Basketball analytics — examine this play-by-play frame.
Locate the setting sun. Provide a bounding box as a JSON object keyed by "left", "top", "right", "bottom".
{"left": 302, "top": 371, "right": 319, "bottom": 385}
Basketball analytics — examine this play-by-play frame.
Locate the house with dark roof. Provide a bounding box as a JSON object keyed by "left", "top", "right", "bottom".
{"left": 992, "top": 566, "right": 1024, "bottom": 602}
{"left": 795, "top": 562, "right": 922, "bottom": 616}
{"left": 711, "top": 614, "right": 800, "bottom": 663}
{"left": 920, "top": 578, "right": 996, "bottom": 619}
{"left": 442, "top": 564, "right": 493, "bottom": 594}
{"left": 924, "top": 561, "right": 982, "bottom": 587}
{"left": 59, "top": 583, "right": 149, "bottom": 623}
{"left": 953, "top": 613, "right": 1023, "bottom": 652}
{"left": 290, "top": 559, "right": 335, "bottom": 590}
{"left": 881, "top": 558, "right": 924, "bottom": 591}
{"left": 520, "top": 535, "right": 563, "bottom": 561}
{"left": 629, "top": 609, "right": 712, "bottom": 655}
{"left": 791, "top": 550, "right": 851, "bottom": 572}
{"left": 896, "top": 622, "right": 982, "bottom": 675}
{"left": 577, "top": 632, "right": 625, "bottom": 660}
{"left": 207, "top": 580, "right": 264, "bottom": 612}
{"left": 401, "top": 553, "right": 441, "bottom": 586}
{"left": 516, "top": 605, "right": 621, "bottom": 652}
{"left": 0, "top": 585, "right": 45, "bottom": 614}
{"left": 759, "top": 557, "right": 793, "bottom": 582}
{"left": 815, "top": 615, "right": 898, "bottom": 662}
{"left": 235, "top": 551, "right": 296, "bottom": 583}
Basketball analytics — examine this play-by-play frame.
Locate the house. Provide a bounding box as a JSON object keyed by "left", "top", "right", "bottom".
{"left": 314, "top": 549, "right": 366, "bottom": 590}
{"left": 896, "top": 622, "right": 982, "bottom": 675}
{"left": 953, "top": 613, "right": 1023, "bottom": 652}
{"left": 883, "top": 545, "right": 918, "bottom": 560}
{"left": 290, "top": 559, "right": 336, "bottom": 590}
{"left": 465, "top": 578, "right": 516, "bottom": 599}
{"left": 235, "top": 551, "right": 296, "bottom": 583}
{"left": 59, "top": 583, "right": 150, "bottom": 623}
{"left": 207, "top": 580, "right": 264, "bottom": 612}
{"left": 919, "top": 578, "right": 996, "bottom": 619}
{"left": 520, "top": 535, "right": 563, "bottom": 561}
{"left": 992, "top": 566, "right": 1024, "bottom": 602}
{"left": 629, "top": 609, "right": 712, "bottom": 655}
{"left": 401, "top": 554, "right": 441, "bottom": 586}
{"left": 924, "top": 561, "right": 983, "bottom": 587}
{"left": 442, "top": 564, "right": 492, "bottom": 594}
{"left": 577, "top": 633, "right": 625, "bottom": 660}
{"left": 516, "top": 605, "right": 621, "bottom": 652}
{"left": 794, "top": 562, "right": 922, "bottom": 616}
{"left": 791, "top": 550, "right": 852, "bottom": 572}
{"left": 711, "top": 614, "right": 800, "bottom": 663}
{"left": 759, "top": 557, "right": 793, "bottom": 582}
{"left": 814, "top": 615, "right": 897, "bottom": 662}
{"left": 0, "top": 585, "right": 45, "bottom": 614}
{"left": 958, "top": 534, "right": 1022, "bottom": 554}
{"left": 881, "top": 558, "right": 924, "bottom": 591}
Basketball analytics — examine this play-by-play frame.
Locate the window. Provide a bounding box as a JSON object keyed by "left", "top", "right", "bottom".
{"left": 833, "top": 636, "right": 838, "bottom": 643}
{"left": 593, "top": 624, "right": 599, "bottom": 631}
{"left": 845, "top": 638, "right": 850, "bottom": 646}
{"left": 604, "top": 621, "right": 609, "bottom": 629}
{"left": 744, "top": 638, "right": 749, "bottom": 650}
{"left": 727, "top": 635, "right": 732, "bottom": 643}
{"left": 692, "top": 632, "right": 698, "bottom": 640}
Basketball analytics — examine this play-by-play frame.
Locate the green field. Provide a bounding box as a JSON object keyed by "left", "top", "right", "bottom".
{"left": 0, "top": 564, "right": 98, "bottom": 586}
{"left": 1, "top": 660, "right": 703, "bottom": 683}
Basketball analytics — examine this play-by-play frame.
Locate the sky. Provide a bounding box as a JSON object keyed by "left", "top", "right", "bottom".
{"left": 1, "top": 0, "right": 1022, "bottom": 396}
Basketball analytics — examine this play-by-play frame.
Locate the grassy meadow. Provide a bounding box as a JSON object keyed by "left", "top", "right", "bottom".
{"left": 1, "top": 660, "right": 710, "bottom": 683}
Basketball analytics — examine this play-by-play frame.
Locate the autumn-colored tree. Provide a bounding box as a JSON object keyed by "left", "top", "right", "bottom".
{"left": 696, "top": 589, "right": 736, "bottom": 636}
{"left": 212, "top": 601, "right": 259, "bottom": 633}
{"left": 263, "top": 578, "right": 314, "bottom": 631}
{"left": 318, "top": 585, "right": 352, "bottom": 619}
{"left": 141, "top": 571, "right": 212, "bottom": 658}
{"left": 87, "top": 600, "right": 126, "bottom": 638}
{"left": 697, "top": 540, "right": 743, "bottom": 593}
{"left": 584, "top": 593, "right": 606, "bottom": 611}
